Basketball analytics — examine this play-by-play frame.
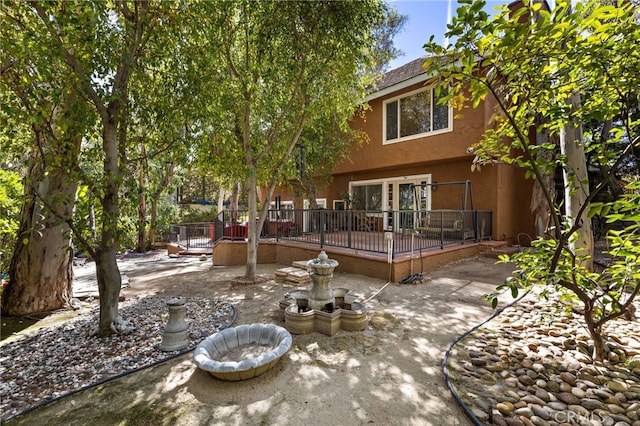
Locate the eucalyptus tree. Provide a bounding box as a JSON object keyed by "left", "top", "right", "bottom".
{"left": 1, "top": 1, "right": 189, "bottom": 336}
{"left": 1, "top": 3, "right": 93, "bottom": 316}
{"left": 372, "top": 6, "right": 409, "bottom": 73}
{"left": 191, "top": 0, "right": 390, "bottom": 281}
{"left": 424, "top": 0, "right": 640, "bottom": 361}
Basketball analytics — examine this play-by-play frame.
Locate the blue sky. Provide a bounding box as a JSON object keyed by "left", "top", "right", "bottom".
{"left": 387, "top": 0, "right": 507, "bottom": 70}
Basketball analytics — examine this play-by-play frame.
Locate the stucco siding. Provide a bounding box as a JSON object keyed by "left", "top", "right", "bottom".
{"left": 493, "top": 164, "right": 536, "bottom": 243}
{"left": 335, "top": 83, "right": 485, "bottom": 175}
{"left": 270, "top": 66, "right": 536, "bottom": 243}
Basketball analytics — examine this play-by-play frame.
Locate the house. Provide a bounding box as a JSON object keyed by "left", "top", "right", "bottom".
{"left": 210, "top": 56, "right": 537, "bottom": 281}
{"left": 199, "top": 1, "right": 548, "bottom": 281}
{"left": 274, "top": 56, "right": 536, "bottom": 245}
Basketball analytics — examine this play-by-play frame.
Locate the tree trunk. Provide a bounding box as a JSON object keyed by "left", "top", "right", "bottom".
{"left": 95, "top": 247, "right": 122, "bottom": 336}
{"left": 88, "top": 199, "right": 96, "bottom": 242}
{"left": 230, "top": 181, "right": 240, "bottom": 223}
{"left": 3, "top": 169, "right": 77, "bottom": 316}
{"left": 217, "top": 187, "right": 227, "bottom": 218}
{"left": 560, "top": 92, "right": 593, "bottom": 270}
{"left": 3, "top": 101, "right": 81, "bottom": 316}
{"left": 148, "top": 162, "right": 174, "bottom": 246}
{"left": 137, "top": 162, "right": 147, "bottom": 253}
{"left": 149, "top": 197, "right": 158, "bottom": 247}
{"left": 583, "top": 306, "right": 605, "bottom": 362}
{"left": 245, "top": 172, "right": 258, "bottom": 281}
{"left": 307, "top": 179, "right": 319, "bottom": 209}
{"left": 95, "top": 119, "right": 123, "bottom": 336}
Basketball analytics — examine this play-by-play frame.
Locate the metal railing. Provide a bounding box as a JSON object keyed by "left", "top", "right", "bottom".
{"left": 168, "top": 222, "right": 215, "bottom": 252}
{"left": 168, "top": 209, "right": 492, "bottom": 257}
{"left": 271, "top": 209, "right": 492, "bottom": 255}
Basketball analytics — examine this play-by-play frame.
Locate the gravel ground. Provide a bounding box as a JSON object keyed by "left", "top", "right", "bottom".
{"left": 0, "top": 296, "right": 236, "bottom": 421}
{"left": 1, "top": 254, "right": 639, "bottom": 425}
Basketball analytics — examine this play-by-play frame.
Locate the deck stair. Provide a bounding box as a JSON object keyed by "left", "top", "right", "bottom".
{"left": 479, "top": 241, "right": 522, "bottom": 259}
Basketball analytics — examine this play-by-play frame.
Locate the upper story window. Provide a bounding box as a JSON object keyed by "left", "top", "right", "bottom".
{"left": 384, "top": 86, "right": 451, "bottom": 144}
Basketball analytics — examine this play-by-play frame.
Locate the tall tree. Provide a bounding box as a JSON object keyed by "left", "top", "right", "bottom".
{"left": 424, "top": 0, "right": 640, "bottom": 361}
{"left": 3, "top": 1, "right": 185, "bottom": 336}
{"left": 372, "top": 6, "right": 408, "bottom": 73}
{"left": 124, "top": 23, "right": 206, "bottom": 251}
{"left": 31, "top": 1, "right": 150, "bottom": 335}
{"left": 191, "top": 0, "right": 390, "bottom": 282}
{"left": 3, "top": 92, "right": 86, "bottom": 316}
{"left": 1, "top": 3, "right": 90, "bottom": 315}
{"left": 557, "top": 3, "right": 593, "bottom": 271}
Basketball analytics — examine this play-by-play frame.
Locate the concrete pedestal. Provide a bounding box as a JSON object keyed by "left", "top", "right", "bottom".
{"left": 160, "top": 297, "right": 189, "bottom": 351}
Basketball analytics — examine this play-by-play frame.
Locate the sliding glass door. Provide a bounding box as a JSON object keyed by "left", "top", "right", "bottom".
{"left": 385, "top": 177, "right": 431, "bottom": 232}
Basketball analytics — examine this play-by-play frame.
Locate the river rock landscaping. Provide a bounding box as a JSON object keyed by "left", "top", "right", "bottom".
{"left": 449, "top": 291, "right": 640, "bottom": 426}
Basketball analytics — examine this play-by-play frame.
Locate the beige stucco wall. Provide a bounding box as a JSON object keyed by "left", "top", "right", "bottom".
{"left": 334, "top": 82, "right": 483, "bottom": 175}
{"left": 212, "top": 240, "right": 278, "bottom": 266}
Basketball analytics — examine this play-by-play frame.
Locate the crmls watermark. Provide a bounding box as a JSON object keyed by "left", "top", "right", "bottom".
{"left": 553, "top": 410, "right": 614, "bottom": 425}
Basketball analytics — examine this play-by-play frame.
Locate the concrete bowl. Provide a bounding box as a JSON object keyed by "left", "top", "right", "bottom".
{"left": 193, "top": 323, "right": 292, "bottom": 381}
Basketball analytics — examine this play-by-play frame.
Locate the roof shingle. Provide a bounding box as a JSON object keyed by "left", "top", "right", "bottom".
{"left": 377, "top": 56, "right": 428, "bottom": 91}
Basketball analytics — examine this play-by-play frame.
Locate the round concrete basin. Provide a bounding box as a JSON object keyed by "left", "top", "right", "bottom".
{"left": 193, "top": 323, "right": 292, "bottom": 381}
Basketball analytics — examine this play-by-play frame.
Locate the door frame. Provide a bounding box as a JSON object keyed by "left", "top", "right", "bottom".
{"left": 348, "top": 174, "right": 432, "bottom": 232}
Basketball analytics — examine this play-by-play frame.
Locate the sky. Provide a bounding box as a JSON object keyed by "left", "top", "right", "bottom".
{"left": 387, "top": 0, "right": 507, "bottom": 70}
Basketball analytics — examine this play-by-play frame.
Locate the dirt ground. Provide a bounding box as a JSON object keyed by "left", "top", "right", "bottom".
{"left": 6, "top": 255, "right": 516, "bottom": 426}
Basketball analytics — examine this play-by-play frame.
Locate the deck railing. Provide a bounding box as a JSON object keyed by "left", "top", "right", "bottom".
{"left": 169, "top": 209, "right": 492, "bottom": 256}
{"left": 168, "top": 222, "right": 215, "bottom": 252}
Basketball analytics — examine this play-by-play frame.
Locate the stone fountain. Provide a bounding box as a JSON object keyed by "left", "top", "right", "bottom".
{"left": 280, "top": 251, "right": 367, "bottom": 336}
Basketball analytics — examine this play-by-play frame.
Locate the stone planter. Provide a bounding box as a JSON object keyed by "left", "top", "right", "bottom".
{"left": 193, "top": 324, "right": 292, "bottom": 381}
{"left": 313, "top": 310, "right": 342, "bottom": 336}
{"left": 279, "top": 290, "right": 310, "bottom": 311}
{"left": 283, "top": 299, "right": 367, "bottom": 336}
{"left": 340, "top": 302, "right": 367, "bottom": 332}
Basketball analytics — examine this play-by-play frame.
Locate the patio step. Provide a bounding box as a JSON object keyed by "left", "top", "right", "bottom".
{"left": 479, "top": 241, "right": 521, "bottom": 259}
{"left": 167, "top": 243, "right": 211, "bottom": 256}
{"left": 292, "top": 260, "right": 310, "bottom": 270}
{"left": 274, "top": 266, "right": 310, "bottom": 284}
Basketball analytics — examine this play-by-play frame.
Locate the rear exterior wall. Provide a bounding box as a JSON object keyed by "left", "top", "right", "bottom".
{"left": 271, "top": 81, "right": 536, "bottom": 243}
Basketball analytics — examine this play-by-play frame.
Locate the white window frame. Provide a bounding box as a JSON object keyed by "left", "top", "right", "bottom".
{"left": 349, "top": 174, "right": 432, "bottom": 231}
{"left": 269, "top": 200, "right": 294, "bottom": 221}
{"left": 349, "top": 180, "right": 384, "bottom": 212}
{"left": 302, "top": 198, "right": 327, "bottom": 209}
{"left": 382, "top": 86, "right": 453, "bottom": 145}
